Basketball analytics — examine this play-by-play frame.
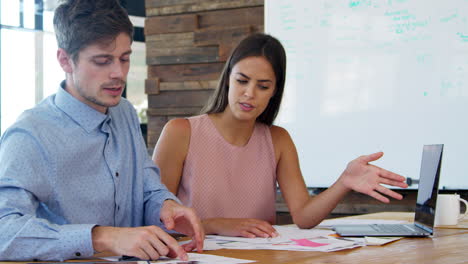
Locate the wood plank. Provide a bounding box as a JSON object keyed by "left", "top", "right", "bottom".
{"left": 148, "top": 90, "right": 213, "bottom": 108}
{"left": 145, "top": 32, "right": 194, "bottom": 48}
{"left": 194, "top": 25, "right": 252, "bottom": 46}
{"left": 145, "top": 78, "right": 160, "bottom": 95}
{"left": 146, "top": 46, "right": 218, "bottom": 59}
{"left": 146, "top": 39, "right": 194, "bottom": 50}
{"left": 147, "top": 107, "right": 202, "bottom": 116}
{"left": 144, "top": 14, "right": 198, "bottom": 35}
{"left": 214, "top": 26, "right": 264, "bottom": 60}
{"left": 218, "top": 42, "right": 238, "bottom": 61}
{"left": 147, "top": 115, "right": 169, "bottom": 132}
{"left": 198, "top": 6, "right": 263, "bottom": 29}
{"left": 253, "top": 25, "right": 264, "bottom": 33}
{"left": 160, "top": 80, "right": 218, "bottom": 91}
{"left": 147, "top": 53, "right": 219, "bottom": 65}
{"left": 146, "top": 0, "right": 264, "bottom": 16}
{"left": 147, "top": 46, "right": 220, "bottom": 65}
{"left": 145, "top": 0, "right": 198, "bottom": 9}
{"left": 145, "top": 32, "right": 194, "bottom": 42}
{"left": 148, "top": 62, "right": 224, "bottom": 81}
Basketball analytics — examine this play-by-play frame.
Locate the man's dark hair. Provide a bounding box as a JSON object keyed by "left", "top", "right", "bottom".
{"left": 202, "top": 33, "right": 287, "bottom": 126}
{"left": 53, "top": 0, "right": 133, "bottom": 62}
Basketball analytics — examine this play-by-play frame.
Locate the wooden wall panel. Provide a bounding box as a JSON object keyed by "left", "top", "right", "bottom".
{"left": 197, "top": 7, "right": 263, "bottom": 29}
{"left": 145, "top": 78, "right": 160, "bottom": 95}
{"left": 145, "top": 0, "right": 197, "bottom": 9}
{"left": 147, "top": 46, "right": 220, "bottom": 65}
{"left": 147, "top": 115, "right": 168, "bottom": 132}
{"left": 160, "top": 80, "right": 218, "bottom": 91}
{"left": 145, "top": 0, "right": 264, "bottom": 148}
{"left": 146, "top": 0, "right": 264, "bottom": 16}
{"left": 147, "top": 78, "right": 216, "bottom": 95}
{"left": 148, "top": 90, "right": 213, "bottom": 108}
{"left": 148, "top": 62, "right": 225, "bottom": 82}
{"left": 147, "top": 107, "right": 202, "bottom": 116}
{"left": 144, "top": 14, "right": 198, "bottom": 35}
{"left": 193, "top": 25, "right": 252, "bottom": 46}
{"left": 146, "top": 32, "right": 194, "bottom": 48}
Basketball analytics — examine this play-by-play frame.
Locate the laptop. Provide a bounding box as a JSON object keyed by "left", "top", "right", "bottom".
{"left": 333, "top": 144, "right": 444, "bottom": 237}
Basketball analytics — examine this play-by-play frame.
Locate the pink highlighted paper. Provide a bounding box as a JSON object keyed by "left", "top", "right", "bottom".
{"left": 292, "top": 239, "right": 329, "bottom": 247}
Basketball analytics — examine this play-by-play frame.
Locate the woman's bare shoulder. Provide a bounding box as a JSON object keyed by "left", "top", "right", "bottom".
{"left": 158, "top": 118, "right": 192, "bottom": 145}
{"left": 269, "top": 125, "right": 291, "bottom": 142}
{"left": 165, "top": 118, "right": 190, "bottom": 130}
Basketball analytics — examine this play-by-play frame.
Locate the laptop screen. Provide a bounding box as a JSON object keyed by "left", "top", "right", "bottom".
{"left": 414, "top": 144, "right": 444, "bottom": 229}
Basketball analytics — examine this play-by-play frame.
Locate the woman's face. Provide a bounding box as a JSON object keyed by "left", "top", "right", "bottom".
{"left": 226, "top": 56, "right": 277, "bottom": 122}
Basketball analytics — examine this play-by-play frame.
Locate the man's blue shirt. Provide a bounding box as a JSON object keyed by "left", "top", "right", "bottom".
{"left": 0, "top": 84, "right": 178, "bottom": 261}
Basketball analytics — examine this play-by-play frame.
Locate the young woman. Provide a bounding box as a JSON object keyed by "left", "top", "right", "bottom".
{"left": 153, "top": 33, "right": 407, "bottom": 238}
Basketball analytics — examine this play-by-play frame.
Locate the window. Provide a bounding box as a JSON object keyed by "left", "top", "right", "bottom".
{"left": 0, "top": 0, "right": 60, "bottom": 134}
{"left": 126, "top": 40, "right": 148, "bottom": 124}
{"left": 0, "top": 0, "right": 148, "bottom": 135}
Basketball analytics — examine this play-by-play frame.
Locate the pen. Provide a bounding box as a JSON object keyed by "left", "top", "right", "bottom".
{"left": 118, "top": 255, "right": 141, "bottom": 261}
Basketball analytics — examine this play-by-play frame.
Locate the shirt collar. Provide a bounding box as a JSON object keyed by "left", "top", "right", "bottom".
{"left": 55, "top": 81, "right": 108, "bottom": 133}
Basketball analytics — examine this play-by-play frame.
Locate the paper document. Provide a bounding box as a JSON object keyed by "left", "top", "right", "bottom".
{"left": 198, "top": 225, "right": 363, "bottom": 252}
{"left": 364, "top": 236, "right": 402, "bottom": 245}
{"left": 149, "top": 252, "right": 254, "bottom": 264}
{"left": 100, "top": 253, "right": 254, "bottom": 264}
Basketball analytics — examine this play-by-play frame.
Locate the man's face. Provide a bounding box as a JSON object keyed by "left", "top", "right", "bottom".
{"left": 65, "top": 32, "right": 132, "bottom": 113}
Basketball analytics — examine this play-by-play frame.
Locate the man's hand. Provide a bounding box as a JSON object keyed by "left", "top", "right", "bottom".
{"left": 160, "top": 200, "right": 205, "bottom": 253}
{"left": 203, "top": 218, "right": 279, "bottom": 238}
{"left": 338, "top": 152, "right": 408, "bottom": 203}
{"left": 92, "top": 225, "right": 189, "bottom": 261}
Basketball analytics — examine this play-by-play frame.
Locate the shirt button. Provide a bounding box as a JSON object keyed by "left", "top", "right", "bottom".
{"left": 115, "top": 172, "right": 119, "bottom": 177}
{"left": 75, "top": 252, "right": 81, "bottom": 257}
{"left": 117, "top": 205, "right": 120, "bottom": 211}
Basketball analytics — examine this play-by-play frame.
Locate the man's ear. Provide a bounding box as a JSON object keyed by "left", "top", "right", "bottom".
{"left": 57, "top": 48, "right": 73, "bottom": 73}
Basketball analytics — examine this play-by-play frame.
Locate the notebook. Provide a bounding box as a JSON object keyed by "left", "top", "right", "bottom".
{"left": 333, "top": 144, "right": 444, "bottom": 237}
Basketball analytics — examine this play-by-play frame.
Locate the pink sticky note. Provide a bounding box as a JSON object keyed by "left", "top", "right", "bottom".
{"left": 292, "top": 238, "right": 329, "bottom": 247}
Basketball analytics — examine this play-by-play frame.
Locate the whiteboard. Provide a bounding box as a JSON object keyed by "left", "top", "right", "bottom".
{"left": 265, "top": 0, "right": 468, "bottom": 189}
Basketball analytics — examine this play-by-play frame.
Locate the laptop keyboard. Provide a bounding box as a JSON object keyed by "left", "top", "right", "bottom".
{"left": 370, "top": 224, "right": 415, "bottom": 233}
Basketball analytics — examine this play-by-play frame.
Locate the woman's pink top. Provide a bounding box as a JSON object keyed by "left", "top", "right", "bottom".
{"left": 177, "top": 114, "right": 277, "bottom": 223}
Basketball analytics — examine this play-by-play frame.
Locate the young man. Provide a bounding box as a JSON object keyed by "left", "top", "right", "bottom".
{"left": 0, "top": 0, "right": 203, "bottom": 261}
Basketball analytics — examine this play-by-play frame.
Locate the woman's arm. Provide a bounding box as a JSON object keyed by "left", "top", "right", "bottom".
{"left": 272, "top": 125, "right": 333, "bottom": 228}
{"left": 272, "top": 126, "right": 408, "bottom": 229}
{"left": 152, "top": 118, "right": 191, "bottom": 194}
{"left": 203, "top": 218, "right": 278, "bottom": 238}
